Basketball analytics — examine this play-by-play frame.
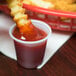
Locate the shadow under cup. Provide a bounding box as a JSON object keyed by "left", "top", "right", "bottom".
{"left": 9, "top": 20, "right": 52, "bottom": 69}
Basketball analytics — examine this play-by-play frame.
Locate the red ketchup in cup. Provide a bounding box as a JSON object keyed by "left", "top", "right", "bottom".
{"left": 9, "top": 20, "right": 51, "bottom": 69}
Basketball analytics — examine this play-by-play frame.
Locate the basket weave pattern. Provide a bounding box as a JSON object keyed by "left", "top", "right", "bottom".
{"left": 23, "top": 4, "right": 76, "bottom": 32}
{"left": 0, "top": 4, "right": 76, "bottom": 32}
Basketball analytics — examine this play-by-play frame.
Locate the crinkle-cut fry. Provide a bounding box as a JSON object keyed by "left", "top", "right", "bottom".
{"left": 55, "top": 2, "right": 76, "bottom": 12}
{"left": 7, "top": 0, "right": 20, "bottom": 5}
{"left": 14, "top": 13, "right": 28, "bottom": 22}
{"left": 44, "top": 0, "right": 76, "bottom": 4}
{"left": 10, "top": 5, "right": 25, "bottom": 16}
{"left": 61, "top": 0, "right": 76, "bottom": 4}
{"left": 23, "top": 0, "right": 55, "bottom": 9}
{"left": 30, "top": 0, "right": 55, "bottom": 9}
{"left": 6, "top": 0, "right": 32, "bottom": 34}
{"left": 17, "top": 19, "right": 31, "bottom": 27}
{"left": 7, "top": 0, "right": 15, "bottom": 4}
{"left": 17, "top": 20, "right": 32, "bottom": 33}
{"left": 22, "top": 0, "right": 32, "bottom": 5}
{"left": 8, "top": 1, "right": 20, "bottom": 8}
{"left": 7, "top": 0, "right": 21, "bottom": 3}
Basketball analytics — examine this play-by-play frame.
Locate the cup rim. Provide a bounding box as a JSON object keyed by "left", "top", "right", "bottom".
{"left": 9, "top": 19, "right": 52, "bottom": 44}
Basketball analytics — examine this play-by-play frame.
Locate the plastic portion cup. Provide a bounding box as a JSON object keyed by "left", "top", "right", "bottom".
{"left": 9, "top": 20, "right": 52, "bottom": 69}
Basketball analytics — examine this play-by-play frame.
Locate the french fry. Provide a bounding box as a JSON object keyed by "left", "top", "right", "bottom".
{"left": 6, "top": 0, "right": 31, "bottom": 34}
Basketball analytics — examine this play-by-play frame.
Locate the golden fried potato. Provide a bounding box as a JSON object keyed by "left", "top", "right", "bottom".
{"left": 17, "top": 19, "right": 30, "bottom": 27}
{"left": 23, "top": 0, "right": 55, "bottom": 9}
{"left": 8, "top": 1, "right": 19, "bottom": 8}
{"left": 6, "top": 0, "right": 30, "bottom": 31}
{"left": 10, "top": 5, "right": 25, "bottom": 16}
{"left": 55, "top": 1, "right": 76, "bottom": 12}
{"left": 22, "top": 0, "right": 32, "bottom": 5}
{"left": 44, "top": 0, "right": 76, "bottom": 4}
{"left": 14, "top": 13, "right": 28, "bottom": 21}
{"left": 43, "top": 0, "right": 76, "bottom": 13}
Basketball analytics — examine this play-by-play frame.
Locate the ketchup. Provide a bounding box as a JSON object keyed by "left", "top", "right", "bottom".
{"left": 13, "top": 24, "right": 47, "bottom": 69}
{"left": 13, "top": 24, "right": 47, "bottom": 41}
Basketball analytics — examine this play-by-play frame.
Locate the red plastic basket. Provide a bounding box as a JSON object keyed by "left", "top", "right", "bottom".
{"left": 0, "top": 5, "right": 10, "bottom": 15}
{"left": 0, "top": 4, "right": 76, "bottom": 32}
{"left": 23, "top": 4, "right": 76, "bottom": 32}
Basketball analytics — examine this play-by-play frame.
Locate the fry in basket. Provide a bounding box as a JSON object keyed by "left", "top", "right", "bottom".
{"left": 45, "top": 0, "right": 76, "bottom": 4}
{"left": 23, "top": 0, "right": 55, "bottom": 9}
{"left": 55, "top": 1, "right": 76, "bottom": 12}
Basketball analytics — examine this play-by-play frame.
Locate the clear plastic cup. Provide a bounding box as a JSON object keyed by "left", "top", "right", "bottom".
{"left": 9, "top": 20, "right": 52, "bottom": 69}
